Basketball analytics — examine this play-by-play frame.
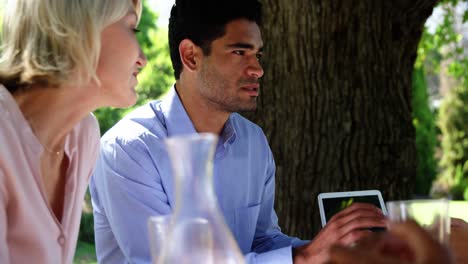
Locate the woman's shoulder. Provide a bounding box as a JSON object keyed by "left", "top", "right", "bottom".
{"left": 80, "top": 113, "right": 100, "bottom": 135}
{"left": 76, "top": 113, "right": 100, "bottom": 138}
{"left": 66, "top": 113, "right": 101, "bottom": 171}
{"left": 68, "top": 113, "right": 100, "bottom": 151}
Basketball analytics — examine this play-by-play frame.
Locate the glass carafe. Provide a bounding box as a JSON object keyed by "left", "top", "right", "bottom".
{"left": 158, "top": 133, "right": 245, "bottom": 264}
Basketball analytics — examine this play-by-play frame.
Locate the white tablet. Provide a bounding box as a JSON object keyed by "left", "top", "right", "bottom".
{"left": 317, "top": 190, "right": 387, "bottom": 227}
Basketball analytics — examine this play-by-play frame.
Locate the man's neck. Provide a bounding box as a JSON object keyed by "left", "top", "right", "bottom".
{"left": 175, "top": 81, "right": 230, "bottom": 135}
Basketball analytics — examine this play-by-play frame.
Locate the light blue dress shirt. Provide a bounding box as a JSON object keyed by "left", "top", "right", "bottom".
{"left": 90, "top": 86, "right": 307, "bottom": 263}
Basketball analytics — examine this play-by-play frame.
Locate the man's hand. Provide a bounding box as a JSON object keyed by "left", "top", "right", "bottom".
{"left": 450, "top": 218, "right": 468, "bottom": 264}
{"left": 293, "top": 203, "right": 386, "bottom": 263}
{"left": 325, "top": 220, "right": 453, "bottom": 264}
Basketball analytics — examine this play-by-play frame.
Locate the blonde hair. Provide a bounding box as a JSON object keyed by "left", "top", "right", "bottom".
{"left": 0, "top": 0, "right": 142, "bottom": 91}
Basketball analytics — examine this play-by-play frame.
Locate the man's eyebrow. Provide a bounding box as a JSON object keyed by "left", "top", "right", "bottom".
{"left": 226, "top": 43, "right": 264, "bottom": 52}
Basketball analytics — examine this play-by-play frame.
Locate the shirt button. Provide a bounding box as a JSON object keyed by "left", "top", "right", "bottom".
{"left": 57, "top": 235, "right": 65, "bottom": 246}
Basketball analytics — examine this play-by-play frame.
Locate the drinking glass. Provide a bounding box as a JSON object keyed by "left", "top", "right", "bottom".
{"left": 156, "top": 133, "right": 244, "bottom": 264}
{"left": 148, "top": 215, "right": 172, "bottom": 263}
{"left": 386, "top": 199, "right": 450, "bottom": 244}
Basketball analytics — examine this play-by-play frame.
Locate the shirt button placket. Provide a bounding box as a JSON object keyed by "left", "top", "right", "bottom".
{"left": 57, "top": 234, "right": 65, "bottom": 246}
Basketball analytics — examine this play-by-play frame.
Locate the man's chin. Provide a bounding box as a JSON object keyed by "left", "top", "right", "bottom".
{"left": 222, "top": 98, "right": 257, "bottom": 113}
{"left": 237, "top": 103, "right": 257, "bottom": 113}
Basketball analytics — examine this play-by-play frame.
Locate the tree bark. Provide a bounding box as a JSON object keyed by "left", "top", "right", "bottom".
{"left": 246, "top": 0, "right": 439, "bottom": 238}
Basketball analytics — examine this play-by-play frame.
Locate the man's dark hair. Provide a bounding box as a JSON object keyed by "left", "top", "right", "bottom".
{"left": 168, "top": 0, "right": 262, "bottom": 79}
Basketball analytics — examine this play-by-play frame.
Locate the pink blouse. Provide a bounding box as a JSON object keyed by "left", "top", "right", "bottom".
{"left": 0, "top": 85, "right": 100, "bottom": 263}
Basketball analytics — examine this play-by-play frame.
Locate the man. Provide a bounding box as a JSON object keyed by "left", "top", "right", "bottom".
{"left": 90, "top": 0, "right": 386, "bottom": 263}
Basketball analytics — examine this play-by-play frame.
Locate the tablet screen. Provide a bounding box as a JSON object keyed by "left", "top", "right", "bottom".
{"left": 322, "top": 195, "right": 383, "bottom": 223}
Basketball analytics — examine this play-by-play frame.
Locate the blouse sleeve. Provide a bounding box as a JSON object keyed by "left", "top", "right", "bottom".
{"left": 0, "top": 170, "right": 11, "bottom": 263}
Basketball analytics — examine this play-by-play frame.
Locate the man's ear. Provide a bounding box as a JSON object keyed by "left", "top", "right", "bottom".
{"left": 179, "top": 39, "right": 202, "bottom": 73}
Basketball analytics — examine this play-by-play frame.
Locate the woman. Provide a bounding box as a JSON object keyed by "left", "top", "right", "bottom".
{"left": 0, "top": 0, "right": 146, "bottom": 262}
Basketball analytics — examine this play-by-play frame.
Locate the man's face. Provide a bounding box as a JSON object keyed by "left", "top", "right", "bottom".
{"left": 197, "top": 18, "right": 264, "bottom": 113}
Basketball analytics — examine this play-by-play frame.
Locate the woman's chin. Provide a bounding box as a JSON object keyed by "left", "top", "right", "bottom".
{"left": 112, "top": 92, "right": 138, "bottom": 108}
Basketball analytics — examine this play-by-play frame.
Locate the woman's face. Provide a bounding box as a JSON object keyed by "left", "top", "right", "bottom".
{"left": 96, "top": 9, "right": 147, "bottom": 108}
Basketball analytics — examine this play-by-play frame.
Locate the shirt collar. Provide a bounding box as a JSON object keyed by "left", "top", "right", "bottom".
{"left": 160, "top": 85, "right": 238, "bottom": 146}
{"left": 220, "top": 115, "right": 237, "bottom": 146}
{"left": 160, "top": 85, "right": 197, "bottom": 136}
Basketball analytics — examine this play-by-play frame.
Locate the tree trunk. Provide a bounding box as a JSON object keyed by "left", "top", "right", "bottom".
{"left": 246, "top": 0, "right": 438, "bottom": 238}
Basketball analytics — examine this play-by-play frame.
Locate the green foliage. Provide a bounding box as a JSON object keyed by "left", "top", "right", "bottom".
{"left": 412, "top": 10, "right": 443, "bottom": 196}
{"left": 137, "top": 27, "right": 174, "bottom": 102}
{"left": 0, "top": 3, "right": 3, "bottom": 38}
{"left": 415, "top": 30, "right": 443, "bottom": 71}
{"left": 94, "top": 107, "right": 128, "bottom": 135}
{"left": 438, "top": 82, "right": 468, "bottom": 199}
{"left": 73, "top": 241, "right": 97, "bottom": 264}
{"left": 136, "top": 1, "right": 158, "bottom": 50}
{"left": 78, "top": 189, "right": 95, "bottom": 244}
{"left": 434, "top": 1, "right": 467, "bottom": 63}
{"left": 135, "top": 0, "right": 174, "bottom": 102}
{"left": 412, "top": 67, "right": 437, "bottom": 195}
{"left": 78, "top": 212, "right": 95, "bottom": 244}
{"left": 416, "top": 0, "right": 468, "bottom": 200}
